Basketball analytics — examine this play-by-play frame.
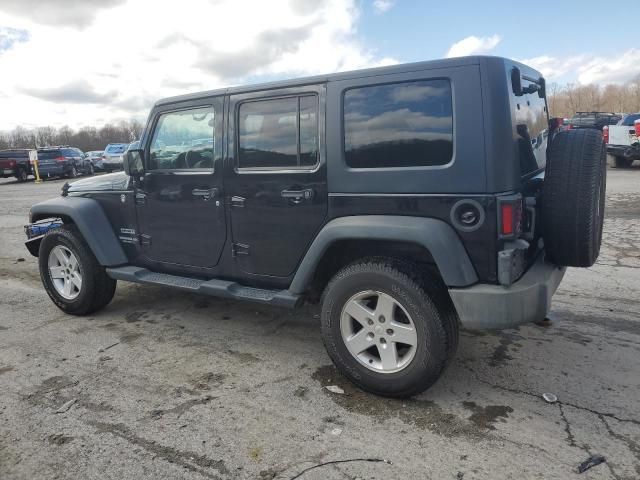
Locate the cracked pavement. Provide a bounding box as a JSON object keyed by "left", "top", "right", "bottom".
{"left": 1, "top": 167, "right": 639, "bottom": 480}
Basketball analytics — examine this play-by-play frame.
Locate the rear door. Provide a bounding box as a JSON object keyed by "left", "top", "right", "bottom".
{"left": 135, "top": 98, "right": 226, "bottom": 271}
{"left": 226, "top": 85, "right": 327, "bottom": 277}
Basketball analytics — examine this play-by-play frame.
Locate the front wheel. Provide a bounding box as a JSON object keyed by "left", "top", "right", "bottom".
{"left": 320, "top": 258, "right": 458, "bottom": 398}
{"left": 39, "top": 225, "right": 117, "bottom": 315}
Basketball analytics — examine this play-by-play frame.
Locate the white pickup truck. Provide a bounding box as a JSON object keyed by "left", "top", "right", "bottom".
{"left": 604, "top": 113, "right": 640, "bottom": 168}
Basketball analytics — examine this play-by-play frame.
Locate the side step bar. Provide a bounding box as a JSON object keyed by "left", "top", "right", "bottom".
{"left": 106, "top": 266, "right": 301, "bottom": 308}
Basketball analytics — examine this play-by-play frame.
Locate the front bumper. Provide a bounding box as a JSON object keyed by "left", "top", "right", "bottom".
{"left": 448, "top": 254, "right": 566, "bottom": 330}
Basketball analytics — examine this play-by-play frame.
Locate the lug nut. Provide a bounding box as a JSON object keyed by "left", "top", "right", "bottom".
{"left": 367, "top": 319, "right": 374, "bottom": 325}
{"left": 378, "top": 315, "right": 385, "bottom": 323}
{"left": 386, "top": 329, "right": 394, "bottom": 335}
{"left": 366, "top": 332, "right": 374, "bottom": 340}
{"left": 379, "top": 338, "right": 387, "bottom": 345}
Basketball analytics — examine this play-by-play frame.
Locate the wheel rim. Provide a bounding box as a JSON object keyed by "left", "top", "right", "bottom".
{"left": 340, "top": 290, "right": 418, "bottom": 374}
{"left": 48, "top": 245, "right": 82, "bottom": 300}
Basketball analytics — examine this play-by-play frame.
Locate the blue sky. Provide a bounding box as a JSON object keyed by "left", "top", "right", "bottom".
{"left": 0, "top": 0, "right": 638, "bottom": 128}
{"left": 360, "top": 0, "right": 614, "bottom": 61}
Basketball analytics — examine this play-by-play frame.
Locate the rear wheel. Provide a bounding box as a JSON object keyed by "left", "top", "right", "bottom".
{"left": 15, "top": 167, "right": 28, "bottom": 183}
{"left": 39, "top": 225, "right": 117, "bottom": 315}
{"left": 320, "top": 258, "right": 458, "bottom": 398}
{"left": 608, "top": 155, "right": 633, "bottom": 168}
{"left": 542, "top": 129, "right": 606, "bottom": 267}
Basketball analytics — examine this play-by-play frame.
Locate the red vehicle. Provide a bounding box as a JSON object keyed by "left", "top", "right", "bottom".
{"left": 0, "top": 149, "right": 37, "bottom": 182}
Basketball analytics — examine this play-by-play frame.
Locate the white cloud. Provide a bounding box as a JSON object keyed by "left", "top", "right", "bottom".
{"left": 0, "top": 0, "right": 396, "bottom": 130}
{"left": 373, "top": 0, "right": 395, "bottom": 14}
{"left": 522, "top": 49, "right": 640, "bottom": 85}
{"left": 445, "top": 34, "right": 501, "bottom": 58}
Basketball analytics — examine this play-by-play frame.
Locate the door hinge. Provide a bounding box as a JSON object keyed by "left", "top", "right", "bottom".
{"left": 139, "top": 234, "right": 152, "bottom": 246}
{"left": 135, "top": 192, "right": 147, "bottom": 205}
{"left": 232, "top": 243, "right": 250, "bottom": 257}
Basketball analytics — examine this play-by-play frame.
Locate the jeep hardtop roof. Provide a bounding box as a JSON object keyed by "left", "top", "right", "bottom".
{"left": 155, "top": 55, "right": 542, "bottom": 107}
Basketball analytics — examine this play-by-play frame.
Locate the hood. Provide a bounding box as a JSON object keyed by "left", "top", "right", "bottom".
{"left": 65, "top": 172, "right": 130, "bottom": 194}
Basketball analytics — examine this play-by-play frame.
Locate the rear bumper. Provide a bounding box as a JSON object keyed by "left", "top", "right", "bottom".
{"left": 448, "top": 254, "right": 566, "bottom": 330}
{"left": 38, "top": 164, "right": 68, "bottom": 176}
{"left": 607, "top": 144, "right": 640, "bottom": 159}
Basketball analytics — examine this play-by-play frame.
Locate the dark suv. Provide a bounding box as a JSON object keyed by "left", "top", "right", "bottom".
{"left": 36, "top": 146, "right": 94, "bottom": 179}
{"left": 25, "top": 57, "right": 606, "bottom": 397}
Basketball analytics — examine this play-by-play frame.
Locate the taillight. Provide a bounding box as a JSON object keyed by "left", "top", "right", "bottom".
{"left": 603, "top": 125, "right": 609, "bottom": 143}
{"left": 499, "top": 197, "right": 523, "bottom": 238}
{"left": 635, "top": 119, "right": 640, "bottom": 137}
{"left": 567, "top": 123, "right": 572, "bottom": 130}
{"left": 55, "top": 156, "right": 66, "bottom": 162}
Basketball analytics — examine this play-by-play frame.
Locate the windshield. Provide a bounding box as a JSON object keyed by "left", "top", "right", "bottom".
{"left": 106, "top": 144, "right": 127, "bottom": 153}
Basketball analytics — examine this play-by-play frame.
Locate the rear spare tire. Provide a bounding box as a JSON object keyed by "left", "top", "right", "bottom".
{"left": 542, "top": 129, "right": 606, "bottom": 267}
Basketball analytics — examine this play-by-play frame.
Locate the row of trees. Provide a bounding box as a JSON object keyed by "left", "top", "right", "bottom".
{"left": 547, "top": 76, "right": 640, "bottom": 118}
{"left": 0, "top": 120, "right": 144, "bottom": 152}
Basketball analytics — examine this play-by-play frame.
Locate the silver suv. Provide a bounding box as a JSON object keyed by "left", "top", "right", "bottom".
{"left": 101, "top": 143, "right": 129, "bottom": 172}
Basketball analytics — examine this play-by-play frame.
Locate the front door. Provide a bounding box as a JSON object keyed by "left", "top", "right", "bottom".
{"left": 226, "top": 86, "right": 327, "bottom": 278}
{"left": 135, "top": 99, "right": 226, "bottom": 270}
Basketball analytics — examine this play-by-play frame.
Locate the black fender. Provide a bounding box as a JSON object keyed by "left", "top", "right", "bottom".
{"left": 289, "top": 215, "right": 478, "bottom": 294}
{"left": 29, "top": 197, "right": 128, "bottom": 266}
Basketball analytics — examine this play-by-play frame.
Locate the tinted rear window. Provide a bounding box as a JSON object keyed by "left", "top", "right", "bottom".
{"left": 621, "top": 114, "right": 640, "bottom": 126}
{"left": 0, "top": 151, "right": 28, "bottom": 159}
{"left": 513, "top": 79, "right": 548, "bottom": 176}
{"left": 37, "top": 150, "right": 61, "bottom": 160}
{"left": 106, "top": 144, "right": 127, "bottom": 153}
{"left": 343, "top": 79, "right": 453, "bottom": 168}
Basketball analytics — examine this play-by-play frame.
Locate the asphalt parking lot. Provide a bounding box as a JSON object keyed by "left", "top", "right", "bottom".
{"left": 0, "top": 168, "right": 639, "bottom": 480}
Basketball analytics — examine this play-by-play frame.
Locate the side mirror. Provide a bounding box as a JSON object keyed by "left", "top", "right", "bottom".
{"left": 124, "top": 149, "right": 144, "bottom": 176}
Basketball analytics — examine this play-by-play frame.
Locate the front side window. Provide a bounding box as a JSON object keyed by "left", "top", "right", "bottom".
{"left": 238, "top": 95, "right": 318, "bottom": 169}
{"left": 344, "top": 79, "right": 453, "bottom": 168}
{"left": 149, "top": 106, "right": 215, "bottom": 170}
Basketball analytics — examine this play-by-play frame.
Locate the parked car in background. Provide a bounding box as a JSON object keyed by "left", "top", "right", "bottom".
{"left": 604, "top": 113, "right": 640, "bottom": 168}
{"left": 568, "top": 111, "right": 621, "bottom": 130}
{"left": 36, "top": 146, "right": 93, "bottom": 179}
{"left": 102, "top": 143, "right": 129, "bottom": 172}
{"left": 85, "top": 151, "right": 104, "bottom": 171}
{"left": 0, "top": 149, "right": 37, "bottom": 182}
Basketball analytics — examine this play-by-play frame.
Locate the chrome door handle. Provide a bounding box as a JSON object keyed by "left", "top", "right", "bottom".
{"left": 281, "top": 188, "right": 314, "bottom": 202}
{"left": 192, "top": 188, "right": 219, "bottom": 200}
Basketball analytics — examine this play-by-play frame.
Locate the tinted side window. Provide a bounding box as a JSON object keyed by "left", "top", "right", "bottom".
{"left": 238, "top": 95, "right": 318, "bottom": 169}
{"left": 149, "top": 106, "right": 216, "bottom": 170}
{"left": 344, "top": 80, "right": 453, "bottom": 168}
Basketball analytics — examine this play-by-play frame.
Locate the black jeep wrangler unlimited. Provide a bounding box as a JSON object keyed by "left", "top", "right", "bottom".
{"left": 25, "top": 57, "right": 606, "bottom": 397}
